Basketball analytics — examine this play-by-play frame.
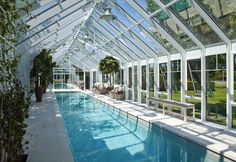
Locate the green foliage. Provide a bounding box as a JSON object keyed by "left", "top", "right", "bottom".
{"left": 99, "top": 56, "right": 119, "bottom": 74}
{"left": 0, "top": 79, "right": 30, "bottom": 162}
{"left": 30, "top": 49, "right": 56, "bottom": 87}
{"left": 146, "top": 0, "right": 159, "bottom": 13}
{"left": 99, "top": 56, "right": 120, "bottom": 84}
{"left": 0, "top": 1, "right": 34, "bottom": 161}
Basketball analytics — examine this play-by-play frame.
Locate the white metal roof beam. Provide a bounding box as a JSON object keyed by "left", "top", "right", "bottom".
{"left": 91, "top": 19, "right": 141, "bottom": 61}
{"left": 112, "top": 2, "right": 169, "bottom": 55}
{"left": 126, "top": 0, "right": 184, "bottom": 53}
{"left": 190, "top": 0, "right": 230, "bottom": 44}
{"left": 26, "top": 0, "right": 90, "bottom": 29}
{"left": 92, "top": 15, "right": 147, "bottom": 60}
{"left": 85, "top": 23, "right": 136, "bottom": 62}
{"left": 111, "top": 2, "right": 161, "bottom": 57}
{"left": 91, "top": 31, "right": 131, "bottom": 63}
{"left": 153, "top": 0, "right": 204, "bottom": 48}
{"left": 30, "top": 14, "right": 86, "bottom": 47}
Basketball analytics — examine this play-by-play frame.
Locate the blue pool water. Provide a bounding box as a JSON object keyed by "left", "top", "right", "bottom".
{"left": 54, "top": 83, "right": 70, "bottom": 89}
{"left": 56, "top": 92, "right": 231, "bottom": 162}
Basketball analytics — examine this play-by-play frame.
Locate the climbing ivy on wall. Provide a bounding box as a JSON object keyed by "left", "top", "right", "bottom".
{"left": 0, "top": 1, "right": 33, "bottom": 161}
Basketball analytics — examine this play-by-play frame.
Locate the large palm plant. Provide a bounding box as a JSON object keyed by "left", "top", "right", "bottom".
{"left": 30, "top": 49, "right": 56, "bottom": 101}
{"left": 99, "top": 56, "right": 120, "bottom": 85}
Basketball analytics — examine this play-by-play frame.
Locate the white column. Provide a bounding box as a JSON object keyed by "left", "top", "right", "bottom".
{"left": 137, "top": 61, "right": 141, "bottom": 103}
{"left": 154, "top": 56, "right": 159, "bottom": 97}
{"left": 226, "top": 43, "right": 233, "bottom": 128}
{"left": 146, "top": 59, "right": 150, "bottom": 99}
{"left": 181, "top": 52, "right": 187, "bottom": 102}
{"left": 201, "top": 48, "right": 206, "bottom": 122}
{"left": 167, "top": 55, "right": 171, "bottom": 100}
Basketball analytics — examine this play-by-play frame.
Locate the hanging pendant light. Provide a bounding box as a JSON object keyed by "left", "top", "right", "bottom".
{"left": 100, "top": 7, "right": 117, "bottom": 22}
{"left": 82, "top": 33, "right": 93, "bottom": 42}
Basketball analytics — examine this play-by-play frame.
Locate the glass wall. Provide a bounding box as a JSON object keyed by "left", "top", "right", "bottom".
{"left": 206, "top": 54, "right": 226, "bottom": 125}
{"left": 134, "top": 66, "right": 138, "bottom": 101}
{"left": 93, "top": 71, "right": 96, "bottom": 86}
{"left": 233, "top": 106, "right": 236, "bottom": 128}
{"left": 128, "top": 67, "right": 132, "bottom": 100}
{"left": 141, "top": 65, "right": 147, "bottom": 103}
{"left": 197, "top": 0, "right": 236, "bottom": 40}
{"left": 187, "top": 59, "right": 201, "bottom": 118}
{"left": 231, "top": 53, "right": 235, "bottom": 128}
{"left": 159, "top": 63, "right": 167, "bottom": 98}
{"left": 121, "top": 69, "right": 124, "bottom": 85}
{"left": 169, "top": 0, "right": 222, "bottom": 45}
{"left": 85, "top": 72, "right": 90, "bottom": 89}
{"left": 149, "top": 63, "right": 154, "bottom": 97}
{"left": 114, "top": 71, "right": 121, "bottom": 85}
{"left": 171, "top": 60, "right": 181, "bottom": 101}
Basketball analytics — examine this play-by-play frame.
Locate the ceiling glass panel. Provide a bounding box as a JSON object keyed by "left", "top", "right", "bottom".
{"left": 196, "top": 0, "right": 236, "bottom": 40}
{"left": 152, "top": 13, "right": 197, "bottom": 49}
{"left": 140, "top": 20, "right": 178, "bottom": 53}
{"left": 135, "top": 0, "right": 169, "bottom": 20}
{"left": 107, "top": 7, "right": 155, "bottom": 58}
{"left": 169, "top": 0, "right": 222, "bottom": 45}
{"left": 115, "top": 0, "right": 143, "bottom": 22}
{"left": 134, "top": 0, "right": 197, "bottom": 49}
{"left": 114, "top": 1, "right": 162, "bottom": 55}
{"left": 99, "top": 10, "right": 151, "bottom": 58}
{"left": 90, "top": 16, "right": 141, "bottom": 60}
{"left": 92, "top": 27, "right": 136, "bottom": 61}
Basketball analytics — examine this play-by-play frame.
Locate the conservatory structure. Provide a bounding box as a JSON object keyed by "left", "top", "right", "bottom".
{"left": 16, "top": 0, "right": 236, "bottom": 128}
{"left": 3, "top": 0, "right": 236, "bottom": 161}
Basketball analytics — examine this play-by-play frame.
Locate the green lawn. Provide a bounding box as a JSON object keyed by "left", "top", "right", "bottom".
{"left": 147, "top": 88, "right": 236, "bottom": 127}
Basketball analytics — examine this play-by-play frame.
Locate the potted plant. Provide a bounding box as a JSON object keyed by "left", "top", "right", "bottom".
{"left": 30, "top": 49, "right": 56, "bottom": 101}
{"left": 30, "top": 54, "right": 44, "bottom": 102}
{"left": 98, "top": 56, "right": 120, "bottom": 86}
{"left": 41, "top": 50, "right": 56, "bottom": 93}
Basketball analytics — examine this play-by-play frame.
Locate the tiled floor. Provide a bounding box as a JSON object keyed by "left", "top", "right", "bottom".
{"left": 24, "top": 89, "right": 73, "bottom": 162}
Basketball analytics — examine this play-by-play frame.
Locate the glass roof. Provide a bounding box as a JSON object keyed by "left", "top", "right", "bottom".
{"left": 16, "top": 0, "right": 236, "bottom": 70}
{"left": 196, "top": 0, "right": 236, "bottom": 40}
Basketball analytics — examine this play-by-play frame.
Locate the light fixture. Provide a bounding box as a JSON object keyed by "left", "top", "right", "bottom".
{"left": 100, "top": 7, "right": 117, "bottom": 22}
{"left": 82, "top": 33, "right": 93, "bottom": 42}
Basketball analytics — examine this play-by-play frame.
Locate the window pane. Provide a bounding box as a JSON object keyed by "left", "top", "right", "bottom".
{"left": 141, "top": 20, "right": 178, "bottom": 53}
{"left": 187, "top": 59, "right": 201, "bottom": 119}
{"left": 134, "top": 66, "right": 138, "bottom": 101}
{"left": 129, "top": 67, "right": 132, "bottom": 88}
{"left": 149, "top": 63, "right": 154, "bottom": 97}
{"left": 206, "top": 54, "right": 226, "bottom": 126}
{"left": 169, "top": 0, "right": 222, "bottom": 45}
{"left": 171, "top": 60, "right": 181, "bottom": 101}
{"left": 159, "top": 63, "right": 167, "bottom": 98}
{"left": 142, "top": 65, "right": 147, "bottom": 90}
{"left": 141, "top": 92, "right": 147, "bottom": 103}
{"left": 196, "top": 0, "right": 236, "bottom": 39}
{"left": 233, "top": 106, "right": 236, "bottom": 128}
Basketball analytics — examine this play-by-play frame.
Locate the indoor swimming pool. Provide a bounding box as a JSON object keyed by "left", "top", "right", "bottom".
{"left": 54, "top": 83, "right": 72, "bottom": 89}
{"left": 55, "top": 92, "right": 232, "bottom": 162}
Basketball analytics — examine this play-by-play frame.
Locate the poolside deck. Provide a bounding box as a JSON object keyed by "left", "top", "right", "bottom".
{"left": 25, "top": 86, "right": 236, "bottom": 161}
{"left": 24, "top": 89, "right": 73, "bottom": 162}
